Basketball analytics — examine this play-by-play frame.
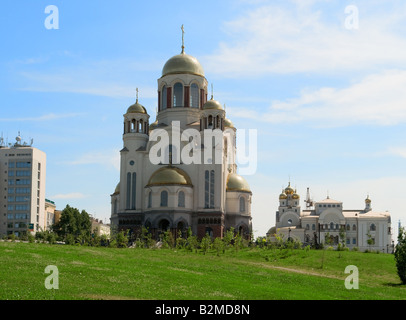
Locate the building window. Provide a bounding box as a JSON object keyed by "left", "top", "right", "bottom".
{"left": 352, "top": 238, "right": 356, "bottom": 244}
{"left": 346, "top": 224, "right": 350, "bottom": 231}
{"left": 131, "top": 172, "right": 136, "bottom": 210}
{"left": 178, "top": 191, "right": 185, "bottom": 208}
{"left": 306, "top": 224, "right": 310, "bottom": 230}
{"left": 370, "top": 224, "right": 376, "bottom": 231}
{"left": 204, "top": 170, "right": 215, "bottom": 209}
{"left": 330, "top": 222, "right": 334, "bottom": 230}
{"left": 162, "top": 85, "right": 167, "bottom": 110}
{"left": 126, "top": 173, "right": 131, "bottom": 209}
{"left": 352, "top": 224, "right": 357, "bottom": 231}
{"left": 190, "top": 84, "right": 199, "bottom": 108}
{"left": 173, "top": 83, "right": 183, "bottom": 107}
{"left": 148, "top": 191, "right": 152, "bottom": 208}
{"left": 239, "top": 197, "right": 245, "bottom": 213}
{"left": 160, "top": 191, "right": 168, "bottom": 207}
{"left": 312, "top": 224, "right": 316, "bottom": 230}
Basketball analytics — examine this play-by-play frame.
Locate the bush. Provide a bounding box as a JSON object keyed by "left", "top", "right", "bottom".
{"left": 395, "top": 228, "right": 406, "bottom": 284}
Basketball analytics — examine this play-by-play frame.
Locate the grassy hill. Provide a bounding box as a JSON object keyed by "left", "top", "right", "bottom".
{"left": 0, "top": 241, "right": 405, "bottom": 300}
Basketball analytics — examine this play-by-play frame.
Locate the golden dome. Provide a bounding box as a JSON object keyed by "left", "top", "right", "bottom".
{"left": 162, "top": 52, "right": 205, "bottom": 77}
{"left": 127, "top": 101, "right": 147, "bottom": 114}
{"left": 113, "top": 182, "right": 120, "bottom": 195}
{"left": 226, "top": 173, "right": 251, "bottom": 193}
{"left": 203, "top": 97, "right": 223, "bottom": 110}
{"left": 285, "top": 183, "right": 294, "bottom": 195}
{"left": 365, "top": 195, "right": 371, "bottom": 203}
{"left": 149, "top": 120, "right": 158, "bottom": 131}
{"left": 147, "top": 166, "right": 192, "bottom": 187}
{"left": 292, "top": 190, "right": 300, "bottom": 199}
{"left": 279, "top": 191, "right": 288, "bottom": 200}
{"left": 224, "top": 118, "right": 234, "bottom": 128}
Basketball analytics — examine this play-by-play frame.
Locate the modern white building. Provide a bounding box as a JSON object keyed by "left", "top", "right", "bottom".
{"left": 267, "top": 182, "right": 393, "bottom": 252}
{"left": 0, "top": 134, "right": 47, "bottom": 237}
{"left": 110, "top": 40, "right": 253, "bottom": 240}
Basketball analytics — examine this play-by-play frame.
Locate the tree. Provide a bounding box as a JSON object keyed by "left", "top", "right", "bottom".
{"left": 395, "top": 227, "right": 406, "bottom": 284}
{"left": 52, "top": 205, "right": 92, "bottom": 244}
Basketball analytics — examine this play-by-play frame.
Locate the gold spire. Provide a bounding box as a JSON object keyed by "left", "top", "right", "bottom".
{"left": 181, "top": 24, "right": 185, "bottom": 54}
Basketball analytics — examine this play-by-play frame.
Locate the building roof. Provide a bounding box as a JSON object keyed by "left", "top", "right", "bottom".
{"left": 162, "top": 52, "right": 205, "bottom": 77}
{"left": 147, "top": 166, "right": 192, "bottom": 187}
{"left": 226, "top": 173, "right": 251, "bottom": 193}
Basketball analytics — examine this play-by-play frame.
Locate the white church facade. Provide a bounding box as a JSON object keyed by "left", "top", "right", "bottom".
{"left": 267, "top": 183, "right": 393, "bottom": 252}
{"left": 110, "top": 39, "right": 252, "bottom": 240}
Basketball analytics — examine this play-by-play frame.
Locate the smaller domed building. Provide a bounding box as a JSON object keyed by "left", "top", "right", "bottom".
{"left": 110, "top": 38, "right": 252, "bottom": 240}
{"left": 267, "top": 182, "right": 392, "bottom": 252}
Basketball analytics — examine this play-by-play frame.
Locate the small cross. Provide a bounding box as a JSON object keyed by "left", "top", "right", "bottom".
{"left": 181, "top": 25, "right": 185, "bottom": 53}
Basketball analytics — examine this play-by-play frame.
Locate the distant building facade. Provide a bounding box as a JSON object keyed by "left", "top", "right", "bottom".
{"left": 267, "top": 182, "right": 393, "bottom": 252}
{"left": 91, "top": 217, "right": 110, "bottom": 238}
{"left": 0, "top": 134, "right": 47, "bottom": 236}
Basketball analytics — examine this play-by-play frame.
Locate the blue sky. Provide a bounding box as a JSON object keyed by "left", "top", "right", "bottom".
{"left": 1, "top": 0, "right": 406, "bottom": 239}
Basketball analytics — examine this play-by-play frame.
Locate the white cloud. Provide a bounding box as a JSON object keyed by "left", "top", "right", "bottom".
{"left": 51, "top": 192, "right": 87, "bottom": 200}
{"left": 0, "top": 113, "right": 83, "bottom": 122}
{"left": 67, "top": 150, "right": 120, "bottom": 171}
{"left": 203, "top": 2, "right": 406, "bottom": 77}
{"left": 233, "top": 69, "right": 406, "bottom": 127}
{"left": 388, "top": 147, "right": 406, "bottom": 159}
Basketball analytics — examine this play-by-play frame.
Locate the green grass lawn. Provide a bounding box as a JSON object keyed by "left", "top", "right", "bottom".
{"left": 0, "top": 241, "right": 405, "bottom": 300}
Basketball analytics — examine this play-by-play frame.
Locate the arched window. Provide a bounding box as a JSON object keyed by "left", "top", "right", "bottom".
{"left": 148, "top": 191, "right": 152, "bottom": 208}
{"left": 305, "top": 224, "right": 310, "bottom": 230}
{"left": 190, "top": 84, "right": 199, "bottom": 108}
{"left": 330, "top": 222, "right": 334, "bottom": 230}
{"left": 173, "top": 83, "right": 183, "bottom": 107}
{"left": 113, "top": 199, "right": 118, "bottom": 214}
{"left": 131, "top": 172, "right": 136, "bottom": 209}
{"left": 160, "top": 190, "right": 168, "bottom": 207}
{"left": 204, "top": 170, "right": 215, "bottom": 209}
{"left": 162, "top": 85, "right": 167, "bottom": 110}
{"left": 178, "top": 191, "right": 185, "bottom": 208}
{"left": 346, "top": 224, "right": 350, "bottom": 231}
{"left": 239, "top": 197, "right": 245, "bottom": 212}
{"left": 370, "top": 223, "right": 376, "bottom": 231}
{"left": 352, "top": 224, "right": 357, "bottom": 231}
{"left": 126, "top": 173, "right": 131, "bottom": 209}
{"left": 205, "top": 227, "right": 213, "bottom": 237}
{"left": 312, "top": 224, "right": 316, "bottom": 230}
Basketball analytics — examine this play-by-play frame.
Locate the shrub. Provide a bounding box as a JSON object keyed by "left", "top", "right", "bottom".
{"left": 395, "top": 228, "right": 406, "bottom": 284}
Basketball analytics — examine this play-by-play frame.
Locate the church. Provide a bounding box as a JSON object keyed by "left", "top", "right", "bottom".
{"left": 110, "top": 32, "right": 252, "bottom": 240}
{"left": 267, "top": 182, "right": 393, "bottom": 252}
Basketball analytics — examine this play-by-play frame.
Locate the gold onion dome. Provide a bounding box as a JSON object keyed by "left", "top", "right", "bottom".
{"left": 279, "top": 190, "right": 288, "bottom": 200}
{"left": 365, "top": 195, "right": 371, "bottom": 203}
{"left": 203, "top": 97, "right": 223, "bottom": 110}
{"left": 127, "top": 100, "right": 147, "bottom": 114}
{"left": 114, "top": 182, "right": 120, "bottom": 194}
{"left": 224, "top": 118, "right": 234, "bottom": 128}
{"left": 292, "top": 191, "right": 300, "bottom": 199}
{"left": 285, "top": 183, "right": 294, "bottom": 195}
{"left": 226, "top": 173, "right": 251, "bottom": 193}
{"left": 149, "top": 120, "right": 158, "bottom": 131}
{"left": 162, "top": 52, "right": 205, "bottom": 77}
{"left": 147, "top": 166, "right": 192, "bottom": 187}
